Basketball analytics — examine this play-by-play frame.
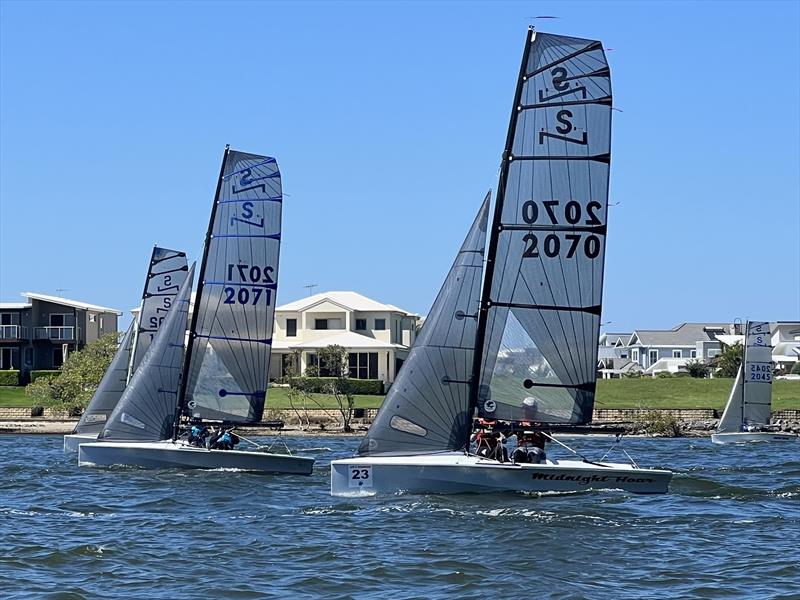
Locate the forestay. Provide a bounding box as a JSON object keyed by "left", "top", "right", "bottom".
{"left": 99, "top": 265, "right": 194, "bottom": 442}
{"left": 181, "top": 148, "right": 282, "bottom": 423}
{"left": 73, "top": 321, "right": 135, "bottom": 435}
{"left": 476, "top": 31, "right": 612, "bottom": 425}
{"left": 742, "top": 322, "right": 772, "bottom": 426}
{"left": 131, "top": 247, "right": 188, "bottom": 376}
{"left": 358, "top": 193, "right": 491, "bottom": 456}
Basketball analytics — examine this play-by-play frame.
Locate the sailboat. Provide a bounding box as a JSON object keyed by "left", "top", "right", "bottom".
{"left": 78, "top": 147, "right": 314, "bottom": 474}
{"left": 711, "top": 322, "right": 798, "bottom": 444}
{"left": 64, "top": 247, "right": 188, "bottom": 452}
{"left": 331, "top": 29, "right": 672, "bottom": 495}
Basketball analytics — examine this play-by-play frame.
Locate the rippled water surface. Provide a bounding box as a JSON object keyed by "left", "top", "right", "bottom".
{"left": 1, "top": 435, "right": 798, "bottom": 598}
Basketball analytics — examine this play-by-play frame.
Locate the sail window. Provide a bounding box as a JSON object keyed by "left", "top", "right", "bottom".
{"left": 389, "top": 415, "right": 427, "bottom": 437}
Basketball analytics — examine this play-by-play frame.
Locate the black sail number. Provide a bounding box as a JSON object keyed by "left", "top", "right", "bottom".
{"left": 520, "top": 200, "right": 603, "bottom": 226}
{"left": 522, "top": 233, "right": 601, "bottom": 260}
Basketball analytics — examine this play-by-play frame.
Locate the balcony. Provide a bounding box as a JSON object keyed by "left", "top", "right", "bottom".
{"left": 0, "top": 325, "right": 28, "bottom": 340}
{"left": 34, "top": 326, "right": 79, "bottom": 341}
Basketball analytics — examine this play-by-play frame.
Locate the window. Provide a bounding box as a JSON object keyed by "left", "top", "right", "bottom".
{"left": 672, "top": 350, "right": 682, "bottom": 358}
{"left": 355, "top": 318, "right": 367, "bottom": 331}
{"left": 648, "top": 350, "right": 658, "bottom": 365}
{"left": 49, "top": 313, "right": 75, "bottom": 327}
{"left": 348, "top": 352, "right": 379, "bottom": 379}
{"left": 314, "top": 319, "right": 328, "bottom": 330}
{"left": 707, "top": 349, "right": 721, "bottom": 358}
{"left": 0, "top": 348, "right": 13, "bottom": 369}
{"left": 375, "top": 318, "right": 386, "bottom": 330}
{"left": 53, "top": 348, "right": 64, "bottom": 368}
{"left": 632, "top": 349, "right": 639, "bottom": 362}
{"left": 89, "top": 314, "right": 96, "bottom": 323}
{"left": 690, "top": 350, "right": 697, "bottom": 359}
{"left": 286, "top": 318, "right": 297, "bottom": 337}
{"left": 99, "top": 317, "right": 104, "bottom": 330}
{"left": 0, "top": 313, "right": 11, "bottom": 325}
{"left": 620, "top": 352, "right": 628, "bottom": 358}
{"left": 50, "top": 314, "right": 64, "bottom": 327}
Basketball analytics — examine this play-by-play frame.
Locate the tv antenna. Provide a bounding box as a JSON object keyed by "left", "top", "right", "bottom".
{"left": 55, "top": 288, "right": 69, "bottom": 295}
{"left": 303, "top": 283, "right": 318, "bottom": 296}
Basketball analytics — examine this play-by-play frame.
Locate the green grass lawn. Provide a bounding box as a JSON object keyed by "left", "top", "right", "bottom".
{"left": 1, "top": 379, "right": 798, "bottom": 411}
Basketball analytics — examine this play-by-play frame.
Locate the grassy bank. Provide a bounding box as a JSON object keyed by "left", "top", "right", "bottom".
{"left": 1, "top": 379, "right": 798, "bottom": 412}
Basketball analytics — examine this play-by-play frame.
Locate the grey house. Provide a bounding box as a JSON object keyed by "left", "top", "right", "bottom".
{"left": 626, "top": 323, "right": 731, "bottom": 371}
{"left": 0, "top": 292, "right": 121, "bottom": 382}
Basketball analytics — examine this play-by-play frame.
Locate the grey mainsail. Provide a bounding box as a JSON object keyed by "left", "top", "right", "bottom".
{"left": 98, "top": 265, "right": 194, "bottom": 442}
{"left": 180, "top": 148, "right": 281, "bottom": 423}
{"left": 73, "top": 321, "right": 136, "bottom": 435}
{"left": 358, "top": 193, "right": 491, "bottom": 456}
{"left": 130, "top": 246, "right": 188, "bottom": 376}
{"left": 742, "top": 322, "right": 773, "bottom": 426}
{"left": 475, "top": 30, "right": 612, "bottom": 424}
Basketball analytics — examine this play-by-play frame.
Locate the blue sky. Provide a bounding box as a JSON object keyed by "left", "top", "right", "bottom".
{"left": 1, "top": 0, "right": 798, "bottom": 331}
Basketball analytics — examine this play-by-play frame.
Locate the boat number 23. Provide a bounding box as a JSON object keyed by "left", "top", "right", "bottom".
{"left": 348, "top": 465, "right": 373, "bottom": 488}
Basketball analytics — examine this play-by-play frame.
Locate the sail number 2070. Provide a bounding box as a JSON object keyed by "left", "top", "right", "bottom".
{"left": 521, "top": 200, "right": 603, "bottom": 260}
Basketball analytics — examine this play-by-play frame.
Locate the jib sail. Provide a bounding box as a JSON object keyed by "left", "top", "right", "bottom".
{"left": 358, "top": 193, "right": 491, "bottom": 456}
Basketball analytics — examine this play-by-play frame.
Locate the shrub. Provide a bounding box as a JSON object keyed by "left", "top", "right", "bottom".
{"left": 673, "top": 371, "right": 691, "bottom": 378}
{"left": 656, "top": 371, "right": 673, "bottom": 379}
{"left": 30, "top": 370, "right": 60, "bottom": 383}
{"left": 684, "top": 360, "right": 709, "bottom": 379}
{"left": 623, "top": 370, "right": 643, "bottom": 379}
{"left": 791, "top": 361, "right": 800, "bottom": 375}
{"left": 633, "top": 408, "right": 682, "bottom": 437}
{"left": 0, "top": 370, "right": 19, "bottom": 386}
{"left": 290, "top": 377, "right": 384, "bottom": 395}
{"left": 30, "top": 405, "right": 44, "bottom": 417}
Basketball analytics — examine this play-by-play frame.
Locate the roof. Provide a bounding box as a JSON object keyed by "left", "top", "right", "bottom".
{"left": 283, "top": 330, "right": 404, "bottom": 350}
{"left": 0, "top": 302, "right": 32, "bottom": 310}
{"left": 716, "top": 334, "right": 744, "bottom": 347}
{"left": 22, "top": 292, "right": 123, "bottom": 316}
{"left": 277, "top": 291, "right": 416, "bottom": 316}
{"left": 599, "top": 332, "right": 631, "bottom": 346}
{"left": 629, "top": 323, "right": 729, "bottom": 347}
{"left": 644, "top": 357, "right": 693, "bottom": 374}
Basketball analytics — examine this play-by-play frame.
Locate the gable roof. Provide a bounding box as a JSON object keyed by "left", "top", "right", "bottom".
{"left": 277, "top": 291, "right": 416, "bottom": 316}
{"left": 22, "top": 292, "right": 122, "bottom": 316}
{"left": 628, "top": 323, "right": 729, "bottom": 347}
{"left": 599, "top": 332, "right": 631, "bottom": 346}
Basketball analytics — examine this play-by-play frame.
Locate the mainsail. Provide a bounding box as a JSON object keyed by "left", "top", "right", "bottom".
{"left": 130, "top": 246, "right": 188, "bottom": 376}
{"left": 73, "top": 321, "right": 135, "bottom": 435}
{"left": 474, "top": 30, "right": 612, "bottom": 425}
{"left": 180, "top": 147, "right": 282, "bottom": 423}
{"left": 358, "top": 193, "right": 491, "bottom": 456}
{"left": 98, "top": 265, "right": 194, "bottom": 442}
{"left": 742, "top": 322, "right": 773, "bottom": 426}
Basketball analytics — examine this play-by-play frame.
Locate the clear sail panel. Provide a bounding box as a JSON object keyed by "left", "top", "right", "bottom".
{"left": 74, "top": 321, "right": 135, "bottom": 434}
{"left": 99, "top": 266, "right": 194, "bottom": 442}
{"left": 478, "top": 31, "right": 611, "bottom": 425}
{"left": 183, "top": 150, "right": 281, "bottom": 423}
{"left": 358, "top": 193, "right": 490, "bottom": 456}
{"left": 132, "top": 247, "right": 188, "bottom": 374}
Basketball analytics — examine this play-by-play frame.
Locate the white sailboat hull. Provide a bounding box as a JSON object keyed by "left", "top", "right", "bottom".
{"left": 78, "top": 440, "right": 314, "bottom": 475}
{"left": 711, "top": 432, "right": 799, "bottom": 444}
{"left": 330, "top": 453, "right": 672, "bottom": 496}
{"left": 63, "top": 433, "right": 98, "bottom": 453}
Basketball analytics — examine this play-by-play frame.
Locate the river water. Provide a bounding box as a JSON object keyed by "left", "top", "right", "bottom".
{"left": 1, "top": 434, "right": 798, "bottom": 599}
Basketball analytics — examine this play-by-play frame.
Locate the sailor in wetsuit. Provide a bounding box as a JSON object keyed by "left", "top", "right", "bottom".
{"left": 209, "top": 428, "right": 240, "bottom": 450}
{"left": 188, "top": 423, "right": 209, "bottom": 447}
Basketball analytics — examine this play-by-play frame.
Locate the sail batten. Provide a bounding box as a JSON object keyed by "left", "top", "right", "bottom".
{"left": 358, "top": 193, "right": 491, "bottom": 456}
{"left": 474, "top": 30, "right": 612, "bottom": 425}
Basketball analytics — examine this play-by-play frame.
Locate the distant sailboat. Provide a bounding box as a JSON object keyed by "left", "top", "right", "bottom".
{"left": 331, "top": 29, "right": 672, "bottom": 495}
{"left": 78, "top": 147, "right": 314, "bottom": 474}
{"left": 712, "top": 322, "right": 798, "bottom": 444}
{"left": 64, "top": 246, "right": 187, "bottom": 452}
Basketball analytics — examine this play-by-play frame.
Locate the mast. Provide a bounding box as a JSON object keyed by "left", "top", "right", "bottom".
{"left": 173, "top": 145, "right": 230, "bottom": 437}
{"left": 741, "top": 320, "right": 749, "bottom": 427}
{"left": 468, "top": 28, "right": 535, "bottom": 438}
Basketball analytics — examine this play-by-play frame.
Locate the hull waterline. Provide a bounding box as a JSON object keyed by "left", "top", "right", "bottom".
{"left": 331, "top": 453, "right": 672, "bottom": 496}
{"left": 64, "top": 433, "right": 98, "bottom": 453}
{"left": 711, "top": 432, "right": 799, "bottom": 444}
{"left": 79, "top": 440, "right": 314, "bottom": 475}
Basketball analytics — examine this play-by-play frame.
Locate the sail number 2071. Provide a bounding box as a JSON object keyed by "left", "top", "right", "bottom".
{"left": 223, "top": 263, "right": 274, "bottom": 306}
{"left": 521, "top": 200, "right": 603, "bottom": 260}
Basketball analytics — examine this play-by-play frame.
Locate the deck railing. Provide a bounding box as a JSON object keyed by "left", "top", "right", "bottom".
{"left": 34, "top": 326, "right": 79, "bottom": 340}
{"left": 0, "top": 325, "right": 28, "bottom": 340}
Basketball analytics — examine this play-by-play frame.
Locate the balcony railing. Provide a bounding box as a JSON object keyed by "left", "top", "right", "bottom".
{"left": 0, "top": 325, "right": 28, "bottom": 340}
{"left": 34, "top": 326, "right": 79, "bottom": 341}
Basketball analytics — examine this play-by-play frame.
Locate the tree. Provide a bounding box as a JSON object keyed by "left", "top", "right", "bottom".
{"left": 317, "top": 344, "right": 355, "bottom": 432}
{"left": 791, "top": 361, "right": 800, "bottom": 375}
{"left": 713, "top": 343, "right": 743, "bottom": 378}
{"left": 684, "top": 360, "right": 710, "bottom": 378}
{"left": 26, "top": 332, "right": 121, "bottom": 414}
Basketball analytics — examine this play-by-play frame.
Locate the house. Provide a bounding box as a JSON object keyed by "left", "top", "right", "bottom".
{"left": 716, "top": 321, "right": 800, "bottom": 373}
{"left": 597, "top": 332, "right": 641, "bottom": 378}
{"left": 624, "top": 323, "right": 732, "bottom": 373}
{"left": 0, "top": 292, "right": 121, "bottom": 381}
{"left": 271, "top": 291, "right": 420, "bottom": 384}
